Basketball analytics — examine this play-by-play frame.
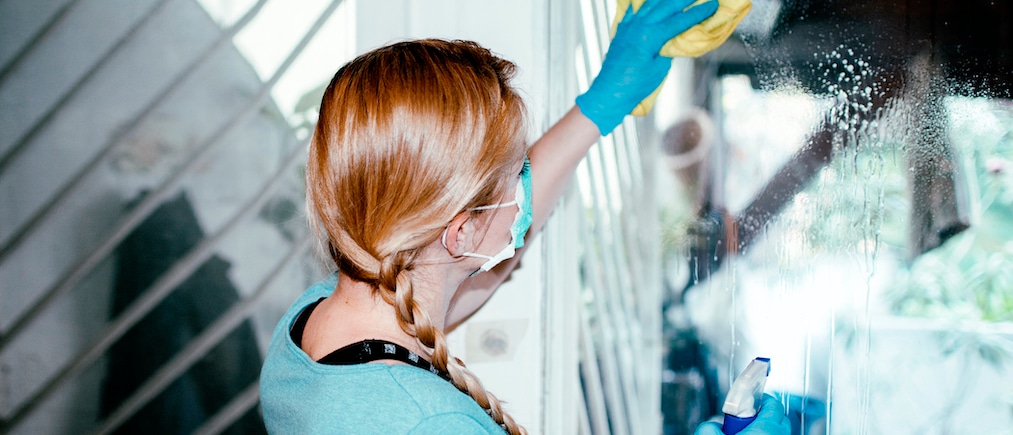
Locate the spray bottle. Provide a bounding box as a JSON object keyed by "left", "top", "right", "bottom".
{"left": 721, "top": 357, "right": 770, "bottom": 435}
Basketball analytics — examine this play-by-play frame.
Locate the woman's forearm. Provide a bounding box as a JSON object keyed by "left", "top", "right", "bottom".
{"left": 526, "top": 106, "right": 602, "bottom": 238}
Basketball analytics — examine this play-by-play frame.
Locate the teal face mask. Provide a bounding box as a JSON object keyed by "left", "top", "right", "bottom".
{"left": 512, "top": 156, "right": 533, "bottom": 249}
{"left": 441, "top": 156, "right": 534, "bottom": 274}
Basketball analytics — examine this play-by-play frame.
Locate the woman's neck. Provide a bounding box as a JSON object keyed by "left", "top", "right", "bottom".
{"left": 299, "top": 270, "right": 450, "bottom": 362}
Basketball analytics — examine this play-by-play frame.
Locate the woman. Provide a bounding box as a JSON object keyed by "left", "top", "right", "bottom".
{"left": 260, "top": 1, "right": 789, "bottom": 433}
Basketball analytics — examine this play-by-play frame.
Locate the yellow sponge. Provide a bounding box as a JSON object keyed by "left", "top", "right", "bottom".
{"left": 612, "top": 0, "right": 752, "bottom": 115}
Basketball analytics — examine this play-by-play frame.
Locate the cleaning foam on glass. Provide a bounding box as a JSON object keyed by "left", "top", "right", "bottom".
{"left": 721, "top": 357, "right": 771, "bottom": 435}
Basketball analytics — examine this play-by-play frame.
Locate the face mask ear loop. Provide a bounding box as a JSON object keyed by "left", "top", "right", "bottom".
{"left": 470, "top": 200, "right": 517, "bottom": 211}
{"left": 447, "top": 181, "right": 526, "bottom": 275}
{"left": 442, "top": 217, "right": 501, "bottom": 261}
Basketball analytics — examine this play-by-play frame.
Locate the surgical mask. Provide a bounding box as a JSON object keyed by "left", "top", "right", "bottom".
{"left": 443, "top": 157, "right": 533, "bottom": 274}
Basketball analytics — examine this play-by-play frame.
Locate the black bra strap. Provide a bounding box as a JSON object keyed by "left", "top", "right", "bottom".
{"left": 290, "top": 298, "right": 452, "bottom": 381}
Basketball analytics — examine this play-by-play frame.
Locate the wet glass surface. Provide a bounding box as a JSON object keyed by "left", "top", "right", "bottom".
{"left": 662, "top": 1, "right": 1013, "bottom": 433}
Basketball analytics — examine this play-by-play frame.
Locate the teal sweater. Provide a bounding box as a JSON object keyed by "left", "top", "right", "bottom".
{"left": 259, "top": 274, "right": 506, "bottom": 434}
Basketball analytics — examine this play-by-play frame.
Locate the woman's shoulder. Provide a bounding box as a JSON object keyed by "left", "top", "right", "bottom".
{"left": 261, "top": 363, "right": 504, "bottom": 434}
{"left": 384, "top": 365, "right": 469, "bottom": 402}
{"left": 366, "top": 367, "right": 506, "bottom": 433}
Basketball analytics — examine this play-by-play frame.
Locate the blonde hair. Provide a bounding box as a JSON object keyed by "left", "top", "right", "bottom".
{"left": 306, "top": 39, "right": 528, "bottom": 434}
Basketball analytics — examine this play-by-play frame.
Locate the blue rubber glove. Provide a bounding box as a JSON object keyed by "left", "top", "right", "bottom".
{"left": 575, "top": 0, "right": 718, "bottom": 135}
{"left": 693, "top": 394, "right": 791, "bottom": 435}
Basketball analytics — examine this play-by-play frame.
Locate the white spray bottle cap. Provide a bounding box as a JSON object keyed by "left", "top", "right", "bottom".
{"left": 721, "top": 357, "right": 770, "bottom": 435}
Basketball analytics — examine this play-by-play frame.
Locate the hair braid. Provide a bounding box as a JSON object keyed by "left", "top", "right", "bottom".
{"left": 445, "top": 357, "right": 526, "bottom": 435}
{"left": 380, "top": 260, "right": 526, "bottom": 435}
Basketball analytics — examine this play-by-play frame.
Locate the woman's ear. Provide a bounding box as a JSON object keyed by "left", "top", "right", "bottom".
{"left": 442, "top": 211, "right": 475, "bottom": 257}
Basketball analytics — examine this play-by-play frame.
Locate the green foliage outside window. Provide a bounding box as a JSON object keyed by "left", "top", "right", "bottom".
{"left": 886, "top": 98, "right": 1013, "bottom": 325}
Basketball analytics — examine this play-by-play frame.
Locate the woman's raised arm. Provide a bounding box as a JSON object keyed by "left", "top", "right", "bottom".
{"left": 445, "top": 0, "right": 719, "bottom": 329}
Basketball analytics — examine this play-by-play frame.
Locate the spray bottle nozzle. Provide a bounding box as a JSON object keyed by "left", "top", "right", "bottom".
{"left": 721, "top": 357, "right": 770, "bottom": 435}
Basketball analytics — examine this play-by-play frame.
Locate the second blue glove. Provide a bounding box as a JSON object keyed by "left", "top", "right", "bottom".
{"left": 693, "top": 394, "right": 791, "bottom": 435}
{"left": 575, "top": 0, "right": 718, "bottom": 135}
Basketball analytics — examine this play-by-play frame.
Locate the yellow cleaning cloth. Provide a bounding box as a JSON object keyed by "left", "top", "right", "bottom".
{"left": 612, "top": 0, "right": 752, "bottom": 115}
